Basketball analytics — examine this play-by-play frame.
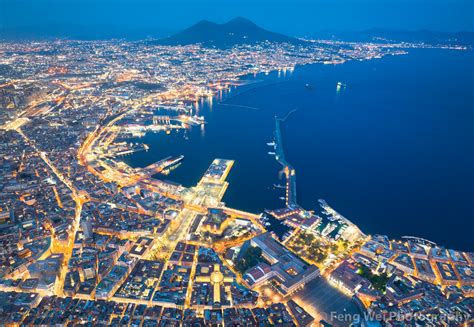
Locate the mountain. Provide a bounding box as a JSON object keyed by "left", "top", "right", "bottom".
{"left": 154, "top": 17, "right": 304, "bottom": 48}
{"left": 0, "top": 24, "right": 169, "bottom": 40}
{"left": 363, "top": 28, "right": 474, "bottom": 45}
{"left": 311, "top": 29, "right": 474, "bottom": 46}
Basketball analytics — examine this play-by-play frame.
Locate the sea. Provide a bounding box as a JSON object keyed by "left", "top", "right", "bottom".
{"left": 124, "top": 48, "right": 474, "bottom": 251}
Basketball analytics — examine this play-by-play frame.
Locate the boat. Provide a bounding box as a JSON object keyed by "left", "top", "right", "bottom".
{"left": 273, "top": 184, "right": 285, "bottom": 189}
{"left": 336, "top": 82, "right": 347, "bottom": 90}
{"left": 305, "top": 83, "right": 313, "bottom": 89}
{"left": 268, "top": 152, "right": 276, "bottom": 155}
{"left": 279, "top": 197, "right": 286, "bottom": 201}
{"left": 267, "top": 141, "right": 276, "bottom": 146}
{"left": 192, "top": 115, "right": 206, "bottom": 125}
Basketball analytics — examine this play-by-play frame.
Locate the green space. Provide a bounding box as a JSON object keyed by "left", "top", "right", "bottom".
{"left": 356, "top": 264, "right": 389, "bottom": 292}
{"left": 235, "top": 246, "right": 262, "bottom": 273}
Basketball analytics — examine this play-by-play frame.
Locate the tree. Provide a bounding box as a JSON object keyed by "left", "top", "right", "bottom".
{"left": 236, "top": 246, "right": 263, "bottom": 273}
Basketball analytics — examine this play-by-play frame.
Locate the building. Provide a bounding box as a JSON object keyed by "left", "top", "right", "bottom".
{"left": 201, "top": 208, "right": 231, "bottom": 235}
{"left": 328, "top": 259, "right": 371, "bottom": 296}
{"left": 81, "top": 216, "right": 93, "bottom": 240}
{"left": 244, "top": 233, "right": 320, "bottom": 295}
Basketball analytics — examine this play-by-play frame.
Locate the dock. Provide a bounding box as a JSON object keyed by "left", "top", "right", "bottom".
{"left": 141, "top": 155, "right": 184, "bottom": 177}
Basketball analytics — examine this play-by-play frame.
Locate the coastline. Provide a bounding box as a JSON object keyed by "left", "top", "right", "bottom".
{"left": 123, "top": 49, "right": 473, "bottom": 251}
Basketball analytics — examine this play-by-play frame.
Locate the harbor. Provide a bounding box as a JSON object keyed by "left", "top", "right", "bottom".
{"left": 123, "top": 51, "right": 474, "bottom": 250}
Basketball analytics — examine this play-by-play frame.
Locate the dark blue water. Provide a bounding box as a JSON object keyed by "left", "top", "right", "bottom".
{"left": 125, "top": 49, "right": 474, "bottom": 251}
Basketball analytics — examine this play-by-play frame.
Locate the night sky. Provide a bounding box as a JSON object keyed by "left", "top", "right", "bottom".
{"left": 1, "top": 0, "right": 473, "bottom": 38}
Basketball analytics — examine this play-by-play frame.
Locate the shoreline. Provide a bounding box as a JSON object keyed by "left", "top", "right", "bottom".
{"left": 122, "top": 52, "right": 472, "bottom": 252}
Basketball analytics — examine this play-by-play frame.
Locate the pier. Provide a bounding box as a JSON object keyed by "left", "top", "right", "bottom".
{"left": 153, "top": 115, "right": 205, "bottom": 126}
{"left": 153, "top": 115, "right": 171, "bottom": 125}
{"left": 273, "top": 110, "right": 298, "bottom": 208}
{"left": 140, "top": 155, "right": 184, "bottom": 177}
{"left": 104, "top": 142, "right": 148, "bottom": 157}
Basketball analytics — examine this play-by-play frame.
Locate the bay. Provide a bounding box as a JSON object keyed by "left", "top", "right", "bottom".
{"left": 124, "top": 48, "right": 474, "bottom": 251}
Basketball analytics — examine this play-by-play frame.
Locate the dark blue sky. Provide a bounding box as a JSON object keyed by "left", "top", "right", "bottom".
{"left": 1, "top": 0, "right": 473, "bottom": 37}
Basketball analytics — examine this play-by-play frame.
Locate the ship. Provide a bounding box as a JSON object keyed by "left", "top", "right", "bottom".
{"left": 190, "top": 115, "right": 206, "bottom": 125}
{"left": 336, "top": 82, "right": 347, "bottom": 90}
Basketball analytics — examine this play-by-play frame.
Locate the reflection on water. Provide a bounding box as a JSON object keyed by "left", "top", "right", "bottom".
{"left": 124, "top": 49, "right": 474, "bottom": 251}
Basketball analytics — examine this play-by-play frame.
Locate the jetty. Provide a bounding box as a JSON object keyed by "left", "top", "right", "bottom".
{"left": 273, "top": 110, "right": 298, "bottom": 208}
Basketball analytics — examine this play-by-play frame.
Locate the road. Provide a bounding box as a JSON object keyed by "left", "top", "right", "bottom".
{"left": 16, "top": 127, "right": 87, "bottom": 297}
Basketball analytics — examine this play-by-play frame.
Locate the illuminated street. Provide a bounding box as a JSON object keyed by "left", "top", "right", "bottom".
{"left": 0, "top": 11, "right": 472, "bottom": 326}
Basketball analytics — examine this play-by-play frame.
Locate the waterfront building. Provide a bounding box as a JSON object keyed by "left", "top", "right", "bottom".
{"left": 244, "top": 232, "right": 320, "bottom": 295}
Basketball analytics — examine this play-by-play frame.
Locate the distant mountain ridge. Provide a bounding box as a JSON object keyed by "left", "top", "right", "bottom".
{"left": 154, "top": 17, "right": 304, "bottom": 48}
{"left": 1, "top": 22, "right": 472, "bottom": 47}
{"left": 0, "top": 24, "right": 169, "bottom": 40}
{"left": 312, "top": 28, "right": 474, "bottom": 46}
